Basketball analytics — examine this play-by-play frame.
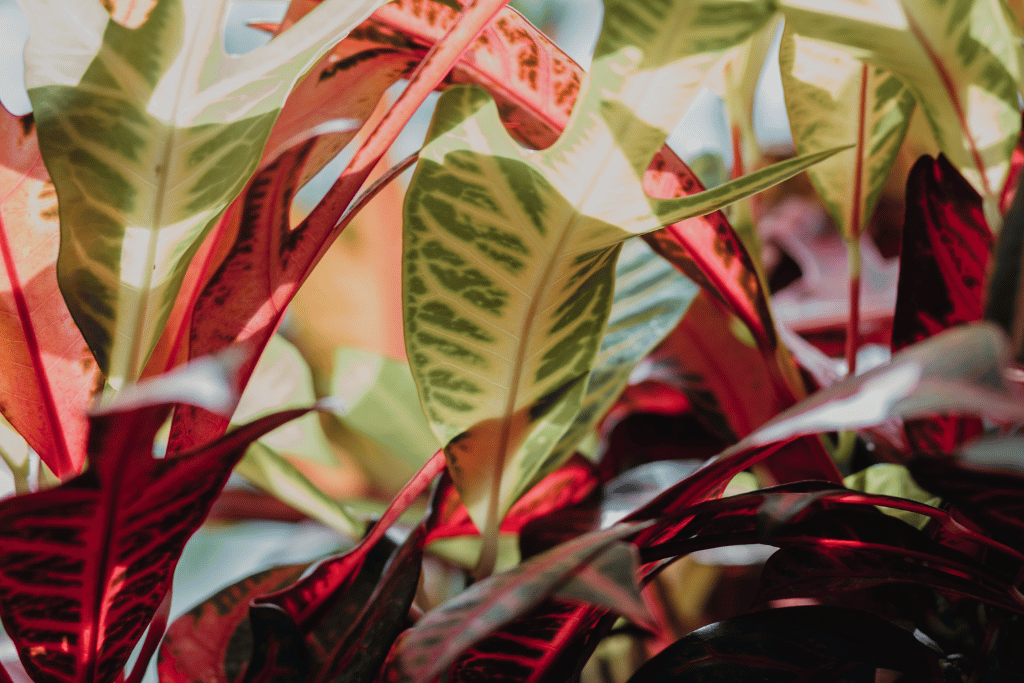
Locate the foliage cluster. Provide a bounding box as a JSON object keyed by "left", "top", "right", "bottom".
{"left": 2, "top": 0, "right": 1024, "bottom": 681}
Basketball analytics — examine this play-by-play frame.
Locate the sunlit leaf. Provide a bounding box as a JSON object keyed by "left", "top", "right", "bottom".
{"left": 0, "top": 106, "right": 101, "bottom": 477}
{"left": 18, "top": 0, "right": 390, "bottom": 386}
{"left": 780, "top": 25, "right": 915, "bottom": 241}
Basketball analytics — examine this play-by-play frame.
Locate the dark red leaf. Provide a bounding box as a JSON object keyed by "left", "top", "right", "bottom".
{"left": 892, "top": 155, "right": 992, "bottom": 452}
{"left": 623, "top": 606, "right": 943, "bottom": 683}
{"left": 0, "top": 355, "right": 311, "bottom": 683}
{"left": 158, "top": 563, "right": 311, "bottom": 683}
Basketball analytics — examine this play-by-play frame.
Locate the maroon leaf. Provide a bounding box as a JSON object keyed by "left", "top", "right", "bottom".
{"left": 158, "top": 562, "right": 311, "bottom": 683}
{"left": 892, "top": 155, "right": 992, "bottom": 453}
{"left": 623, "top": 607, "right": 943, "bottom": 683}
{"left": 0, "top": 353, "right": 313, "bottom": 683}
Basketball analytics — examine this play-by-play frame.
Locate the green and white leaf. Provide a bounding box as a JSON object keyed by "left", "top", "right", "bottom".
{"left": 232, "top": 335, "right": 362, "bottom": 537}
{"left": 540, "top": 237, "right": 699, "bottom": 478}
{"left": 779, "top": 0, "right": 1024, "bottom": 223}
{"left": 403, "top": 0, "right": 848, "bottom": 573}
{"left": 780, "top": 23, "right": 916, "bottom": 240}
{"left": 17, "top": 0, "right": 390, "bottom": 387}
{"left": 327, "top": 348, "right": 441, "bottom": 495}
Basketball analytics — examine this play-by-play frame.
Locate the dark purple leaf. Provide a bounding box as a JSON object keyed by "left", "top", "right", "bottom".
{"left": 623, "top": 607, "right": 943, "bottom": 683}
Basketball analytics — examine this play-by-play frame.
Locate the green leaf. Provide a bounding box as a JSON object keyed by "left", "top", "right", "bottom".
{"left": 18, "top": 0, "right": 390, "bottom": 387}
{"left": 328, "top": 348, "right": 441, "bottom": 494}
{"left": 780, "top": 23, "right": 916, "bottom": 240}
{"left": 404, "top": 0, "right": 807, "bottom": 574}
{"left": 843, "top": 463, "right": 942, "bottom": 529}
{"left": 780, "top": 0, "right": 1024, "bottom": 221}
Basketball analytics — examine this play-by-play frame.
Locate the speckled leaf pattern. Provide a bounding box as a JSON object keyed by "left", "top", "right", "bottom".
{"left": 780, "top": 0, "right": 1024, "bottom": 215}
{"left": 780, "top": 24, "right": 916, "bottom": 239}
{"left": 541, "top": 238, "right": 699, "bottom": 478}
{"left": 403, "top": 0, "right": 845, "bottom": 556}
{"left": 17, "top": 0, "right": 390, "bottom": 387}
{"left": 0, "top": 106, "right": 101, "bottom": 477}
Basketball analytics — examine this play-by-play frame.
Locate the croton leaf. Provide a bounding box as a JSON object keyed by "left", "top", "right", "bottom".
{"left": 624, "top": 606, "right": 943, "bottom": 683}
{"left": 158, "top": 562, "right": 312, "bottom": 683}
{"left": 892, "top": 154, "right": 992, "bottom": 452}
{"left": 17, "top": 0, "right": 390, "bottom": 386}
{"left": 0, "top": 105, "right": 101, "bottom": 477}
{"left": 780, "top": 0, "right": 1024, "bottom": 220}
{"left": 403, "top": 0, "right": 845, "bottom": 573}
{"left": 392, "top": 523, "right": 648, "bottom": 683}
{"left": 0, "top": 350, "right": 313, "bottom": 683}
{"left": 780, "top": 24, "right": 915, "bottom": 242}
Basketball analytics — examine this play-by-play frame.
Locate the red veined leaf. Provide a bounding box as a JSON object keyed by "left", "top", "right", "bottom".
{"left": 392, "top": 522, "right": 648, "bottom": 683}
{"left": 892, "top": 155, "right": 993, "bottom": 453}
{"left": 169, "top": 0, "right": 513, "bottom": 453}
{"left": 425, "top": 453, "right": 598, "bottom": 542}
{"left": 0, "top": 105, "right": 101, "bottom": 477}
{"left": 999, "top": 113, "right": 1024, "bottom": 215}
{"left": 623, "top": 606, "right": 944, "bottom": 683}
{"left": 0, "top": 352, "right": 314, "bottom": 683}
{"left": 124, "top": 588, "right": 171, "bottom": 683}
{"left": 158, "top": 563, "right": 312, "bottom": 683}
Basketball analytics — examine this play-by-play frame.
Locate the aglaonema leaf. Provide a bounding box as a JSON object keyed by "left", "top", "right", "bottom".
{"left": 0, "top": 351, "right": 314, "bottom": 683}
{"left": 17, "top": 0, "right": 391, "bottom": 387}
{"left": 780, "top": 0, "right": 1024, "bottom": 223}
{"left": 892, "top": 154, "right": 992, "bottom": 452}
{"left": 780, "top": 24, "right": 916, "bottom": 242}
{"left": 624, "top": 607, "right": 942, "bottom": 683}
{"left": 403, "top": 0, "right": 845, "bottom": 574}
{"left": 0, "top": 105, "right": 101, "bottom": 477}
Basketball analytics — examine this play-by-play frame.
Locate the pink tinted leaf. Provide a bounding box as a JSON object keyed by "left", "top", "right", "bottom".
{"left": 393, "top": 523, "right": 648, "bottom": 683}
{"left": 0, "top": 351, "right": 312, "bottom": 683}
{"left": 551, "top": 542, "right": 654, "bottom": 632}
{"left": 0, "top": 106, "right": 101, "bottom": 477}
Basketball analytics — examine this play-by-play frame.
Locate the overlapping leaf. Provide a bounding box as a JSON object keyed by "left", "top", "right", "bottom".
{"left": 780, "top": 25, "right": 915, "bottom": 242}
{"left": 0, "top": 105, "right": 101, "bottom": 477}
{"left": 17, "top": 0, "right": 390, "bottom": 386}
{"left": 0, "top": 352, "right": 312, "bottom": 683}
{"left": 404, "top": 0, "right": 845, "bottom": 571}
{"left": 780, "top": 0, "right": 1024, "bottom": 220}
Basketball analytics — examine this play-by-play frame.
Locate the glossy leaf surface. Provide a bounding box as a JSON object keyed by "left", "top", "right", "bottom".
{"left": 625, "top": 606, "right": 941, "bottom": 682}
{"left": 0, "top": 106, "right": 101, "bottom": 477}
{"left": 18, "top": 0, "right": 389, "bottom": 386}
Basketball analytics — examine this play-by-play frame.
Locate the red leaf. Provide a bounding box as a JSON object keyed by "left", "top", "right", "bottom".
{"left": 892, "top": 155, "right": 992, "bottom": 453}
{"left": 0, "top": 356, "right": 310, "bottom": 683}
{"left": 425, "top": 454, "right": 598, "bottom": 542}
{"left": 0, "top": 107, "right": 101, "bottom": 477}
{"left": 158, "top": 564, "right": 311, "bottom": 683}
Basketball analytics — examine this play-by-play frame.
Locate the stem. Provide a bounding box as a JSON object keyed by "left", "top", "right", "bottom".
{"left": 845, "top": 238, "right": 862, "bottom": 377}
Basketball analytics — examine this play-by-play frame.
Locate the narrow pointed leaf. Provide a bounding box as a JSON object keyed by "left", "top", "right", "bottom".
{"left": 19, "top": 0, "right": 390, "bottom": 385}
{"left": 780, "top": 0, "right": 1024, "bottom": 211}
{"left": 780, "top": 25, "right": 915, "bottom": 240}
{"left": 393, "top": 523, "right": 647, "bottom": 683}
{"left": 0, "top": 354, "right": 313, "bottom": 683}
{"left": 551, "top": 542, "right": 654, "bottom": 631}
{"left": 0, "top": 106, "right": 101, "bottom": 477}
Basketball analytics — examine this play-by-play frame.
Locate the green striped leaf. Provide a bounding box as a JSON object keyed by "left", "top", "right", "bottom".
{"left": 541, "top": 237, "right": 699, "bottom": 477}
{"left": 780, "top": 23, "right": 916, "bottom": 241}
{"left": 402, "top": 0, "right": 840, "bottom": 573}
{"left": 19, "top": 0, "right": 389, "bottom": 387}
{"left": 780, "top": 0, "right": 1024, "bottom": 224}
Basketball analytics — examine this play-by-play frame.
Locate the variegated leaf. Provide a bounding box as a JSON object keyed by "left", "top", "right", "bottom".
{"left": 541, "top": 237, "right": 699, "bottom": 479}
{"left": 404, "top": 0, "right": 845, "bottom": 572}
{"left": 17, "top": 0, "right": 390, "bottom": 387}
{"left": 780, "top": 23, "right": 916, "bottom": 241}
{"left": 780, "top": 0, "right": 1024, "bottom": 224}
